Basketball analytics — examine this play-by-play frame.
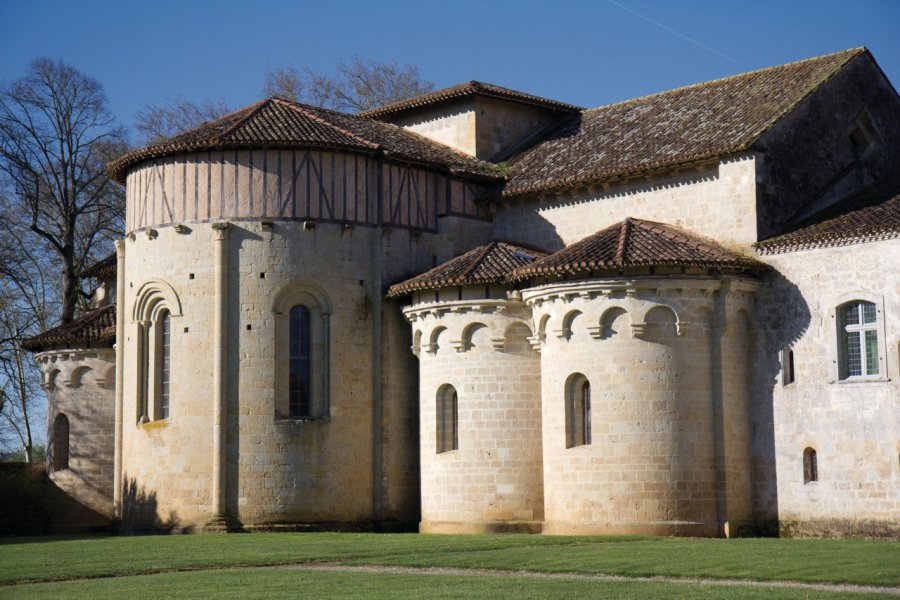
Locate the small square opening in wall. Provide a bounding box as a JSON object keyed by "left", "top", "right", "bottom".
{"left": 189, "top": 273, "right": 195, "bottom": 279}
{"left": 260, "top": 272, "right": 266, "bottom": 279}
{"left": 246, "top": 324, "right": 252, "bottom": 331}
{"left": 183, "top": 327, "right": 189, "bottom": 333}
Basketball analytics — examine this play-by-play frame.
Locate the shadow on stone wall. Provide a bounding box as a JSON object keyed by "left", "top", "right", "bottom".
{"left": 119, "top": 476, "right": 183, "bottom": 534}
{"left": 0, "top": 463, "right": 109, "bottom": 536}
{"left": 751, "top": 267, "right": 811, "bottom": 535}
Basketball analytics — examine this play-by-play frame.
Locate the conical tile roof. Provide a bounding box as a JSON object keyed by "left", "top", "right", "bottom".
{"left": 108, "top": 98, "right": 503, "bottom": 183}
{"left": 509, "top": 218, "right": 764, "bottom": 281}
{"left": 388, "top": 241, "right": 547, "bottom": 297}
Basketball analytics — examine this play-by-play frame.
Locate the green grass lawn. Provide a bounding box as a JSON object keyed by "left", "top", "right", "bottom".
{"left": 1, "top": 533, "right": 897, "bottom": 599}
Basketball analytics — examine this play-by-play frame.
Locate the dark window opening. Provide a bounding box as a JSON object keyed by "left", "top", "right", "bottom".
{"left": 52, "top": 413, "right": 69, "bottom": 471}
{"left": 803, "top": 447, "right": 818, "bottom": 484}
{"left": 289, "top": 305, "right": 311, "bottom": 418}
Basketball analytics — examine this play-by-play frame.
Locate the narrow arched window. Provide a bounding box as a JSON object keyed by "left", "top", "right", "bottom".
{"left": 159, "top": 310, "right": 171, "bottom": 419}
{"left": 566, "top": 374, "right": 591, "bottom": 448}
{"left": 838, "top": 301, "right": 879, "bottom": 378}
{"left": 581, "top": 381, "right": 591, "bottom": 445}
{"left": 803, "top": 447, "right": 818, "bottom": 484}
{"left": 52, "top": 413, "right": 69, "bottom": 471}
{"left": 437, "top": 385, "right": 458, "bottom": 453}
{"left": 289, "top": 305, "right": 312, "bottom": 418}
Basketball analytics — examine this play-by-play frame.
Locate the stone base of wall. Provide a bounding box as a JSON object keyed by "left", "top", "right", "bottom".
{"left": 542, "top": 519, "right": 724, "bottom": 537}
{"left": 420, "top": 520, "right": 543, "bottom": 534}
{"left": 780, "top": 519, "right": 900, "bottom": 540}
{"left": 241, "top": 520, "right": 417, "bottom": 534}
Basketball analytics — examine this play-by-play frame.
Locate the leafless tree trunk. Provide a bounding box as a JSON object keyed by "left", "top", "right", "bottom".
{"left": 0, "top": 57, "right": 126, "bottom": 324}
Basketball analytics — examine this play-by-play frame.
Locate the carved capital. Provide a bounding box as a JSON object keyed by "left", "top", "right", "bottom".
{"left": 631, "top": 323, "right": 647, "bottom": 339}
{"left": 211, "top": 222, "right": 231, "bottom": 240}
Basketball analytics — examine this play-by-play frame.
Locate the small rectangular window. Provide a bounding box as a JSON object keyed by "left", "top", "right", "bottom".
{"left": 782, "top": 348, "right": 795, "bottom": 385}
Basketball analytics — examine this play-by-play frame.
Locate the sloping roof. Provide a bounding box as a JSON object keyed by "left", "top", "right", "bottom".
{"left": 80, "top": 252, "right": 116, "bottom": 279}
{"left": 509, "top": 218, "right": 764, "bottom": 282}
{"left": 21, "top": 305, "right": 116, "bottom": 352}
{"left": 360, "top": 80, "right": 582, "bottom": 119}
{"left": 387, "top": 241, "right": 547, "bottom": 297}
{"left": 503, "top": 48, "right": 867, "bottom": 197}
{"left": 755, "top": 188, "right": 900, "bottom": 254}
{"left": 108, "top": 98, "right": 504, "bottom": 183}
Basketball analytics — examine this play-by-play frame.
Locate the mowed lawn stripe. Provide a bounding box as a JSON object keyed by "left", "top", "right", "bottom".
{"left": 346, "top": 537, "right": 900, "bottom": 587}
{"left": 1, "top": 533, "right": 897, "bottom": 590}
{"left": 3, "top": 567, "right": 895, "bottom": 600}
{"left": 0, "top": 533, "right": 630, "bottom": 585}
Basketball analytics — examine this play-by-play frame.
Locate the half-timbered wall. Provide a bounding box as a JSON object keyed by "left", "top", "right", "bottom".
{"left": 125, "top": 151, "right": 489, "bottom": 234}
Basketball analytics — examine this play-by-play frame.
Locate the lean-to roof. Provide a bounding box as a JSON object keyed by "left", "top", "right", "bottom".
{"left": 755, "top": 186, "right": 900, "bottom": 254}
{"left": 21, "top": 305, "right": 116, "bottom": 352}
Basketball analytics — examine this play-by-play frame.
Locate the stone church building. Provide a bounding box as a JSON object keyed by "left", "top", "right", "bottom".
{"left": 24, "top": 48, "right": 899, "bottom": 537}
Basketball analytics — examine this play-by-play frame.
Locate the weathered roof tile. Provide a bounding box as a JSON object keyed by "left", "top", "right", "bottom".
{"left": 388, "top": 241, "right": 547, "bottom": 297}
{"left": 109, "top": 98, "right": 504, "bottom": 183}
{"left": 509, "top": 218, "right": 765, "bottom": 281}
{"left": 21, "top": 305, "right": 116, "bottom": 352}
{"left": 360, "top": 80, "right": 582, "bottom": 119}
{"left": 503, "top": 48, "right": 866, "bottom": 197}
{"left": 755, "top": 186, "right": 900, "bottom": 253}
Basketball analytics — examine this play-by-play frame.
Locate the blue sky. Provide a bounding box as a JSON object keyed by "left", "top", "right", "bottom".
{"left": 1, "top": 0, "right": 899, "bottom": 135}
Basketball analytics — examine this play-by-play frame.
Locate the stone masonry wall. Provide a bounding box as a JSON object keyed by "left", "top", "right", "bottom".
{"left": 524, "top": 277, "right": 757, "bottom": 536}
{"left": 408, "top": 298, "right": 544, "bottom": 533}
{"left": 493, "top": 155, "right": 759, "bottom": 252}
{"left": 37, "top": 349, "right": 115, "bottom": 516}
{"left": 757, "top": 238, "right": 900, "bottom": 537}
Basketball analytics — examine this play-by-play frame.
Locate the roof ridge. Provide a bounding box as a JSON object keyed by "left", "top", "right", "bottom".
{"left": 615, "top": 218, "right": 631, "bottom": 265}
{"left": 456, "top": 240, "right": 498, "bottom": 282}
{"left": 360, "top": 79, "right": 582, "bottom": 118}
{"left": 216, "top": 99, "right": 271, "bottom": 141}
{"left": 581, "top": 47, "right": 864, "bottom": 116}
{"left": 273, "top": 98, "right": 381, "bottom": 149}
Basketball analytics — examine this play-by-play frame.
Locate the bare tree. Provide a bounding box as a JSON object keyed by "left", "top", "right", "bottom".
{"left": 134, "top": 96, "right": 231, "bottom": 145}
{"left": 263, "top": 56, "right": 434, "bottom": 113}
{"left": 0, "top": 57, "right": 126, "bottom": 324}
{"left": 0, "top": 223, "right": 54, "bottom": 462}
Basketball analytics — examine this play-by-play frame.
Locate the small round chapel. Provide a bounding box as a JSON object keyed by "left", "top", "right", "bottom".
{"left": 389, "top": 219, "right": 765, "bottom": 535}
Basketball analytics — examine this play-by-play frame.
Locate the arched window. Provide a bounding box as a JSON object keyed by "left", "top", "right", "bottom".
{"left": 436, "top": 385, "right": 458, "bottom": 453}
{"left": 803, "top": 447, "right": 818, "bottom": 483}
{"left": 132, "top": 278, "right": 182, "bottom": 423}
{"left": 139, "top": 307, "right": 172, "bottom": 421}
{"left": 566, "top": 374, "right": 591, "bottom": 448}
{"left": 158, "top": 310, "right": 171, "bottom": 419}
{"left": 273, "top": 281, "right": 331, "bottom": 420}
{"left": 838, "top": 301, "right": 879, "bottom": 378}
{"left": 289, "top": 305, "right": 312, "bottom": 418}
{"left": 52, "top": 413, "right": 69, "bottom": 471}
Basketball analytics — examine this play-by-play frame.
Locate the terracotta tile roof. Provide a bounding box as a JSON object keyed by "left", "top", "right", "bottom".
{"left": 755, "top": 186, "right": 900, "bottom": 254}
{"left": 360, "top": 80, "right": 582, "bottom": 119}
{"left": 503, "top": 48, "right": 867, "bottom": 197}
{"left": 509, "top": 218, "right": 765, "bottom": 281}
{"left": 108, "top": 98, "right": 504, "bottom": 184}
{"left": 387, "top": 241, "right": 548, "bottom": 297}
{"left": 21, "top": 305, "right": 116, "bottom": 352}
{"left": 80, "top": 252, "right": 116, "bottom": 279}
